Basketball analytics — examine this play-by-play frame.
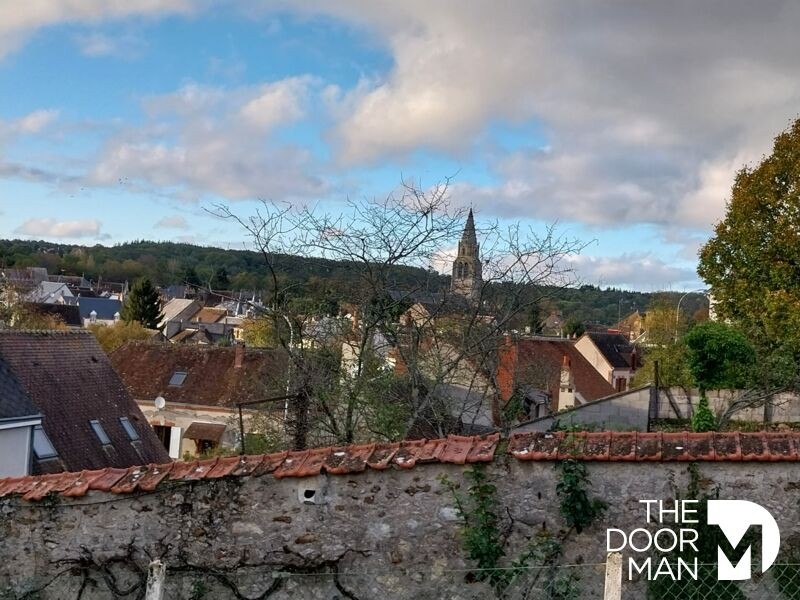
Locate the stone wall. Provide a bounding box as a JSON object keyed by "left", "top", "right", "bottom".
{"left": 2, "top": 457, "right": 800, "bottom": 599}
{"left": 513, "top": 386, "right": 800, "bottom": 433}
{"left": 513, "top": 386, "right": 655, "bottom": 432}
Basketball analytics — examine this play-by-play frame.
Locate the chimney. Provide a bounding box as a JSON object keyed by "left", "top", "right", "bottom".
{"left": 558, "top": 354, "right": 575, "bottom": 411}
{"left": 234, "top": 343, "right": 244, "bottom": 368}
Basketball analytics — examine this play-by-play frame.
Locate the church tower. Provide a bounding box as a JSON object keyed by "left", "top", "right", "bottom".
{"left": 451, "top": 209, "right": 482, "bottom": 301}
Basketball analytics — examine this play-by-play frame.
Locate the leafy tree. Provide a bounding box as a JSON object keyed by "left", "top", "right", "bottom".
{"left": 213, "top": 267, "right": 230, "bottom": 289}
{"left": 698, "top": 118, "right": 800, "bottom": 363}
{"left": 684, "top": 322, "right": 755, "bottom": 392}
{"left": 88, "top": 321, "right": 153, "bottom": 353}
{"left": 121, "top": 277, "right": 163, "bottom": 329}
{"left": 631, "top": 302, "right": 692, "bottom": 388}
{"left": 182, "top": 265, "right": 202, "bottom": 287}
{"left": 691, "top": 394, "right": 716, "bottom": 432}
{"left": 562, "top": 317, "right": 585, "bottom": 338}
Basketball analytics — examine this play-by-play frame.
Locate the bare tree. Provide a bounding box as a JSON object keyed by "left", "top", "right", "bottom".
{"left": 211, "top": 179, "right": 587, "bottom": 445}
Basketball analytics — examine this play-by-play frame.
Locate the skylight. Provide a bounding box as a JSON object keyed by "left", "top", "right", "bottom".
{"left": 89, "top": 420, "right": 112, "bottom": 445}
{"left": 32, "top": 426, "right": 58, "bottom": 459}
{"left": 169, "top": 371, "right": 188, "bottom": 386}
{"left": 119, "top": 417, "right": 140, "bottom": 441}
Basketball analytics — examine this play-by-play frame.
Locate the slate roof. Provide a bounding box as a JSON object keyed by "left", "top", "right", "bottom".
{"left": 0, "top": 360, "right": 39, "bottom": 421}
{"left": 513, "top": 338, "right": 615, "bottom": 402}
{"left": 109, "top": 342, "right": 287, "bottom": 408}
{"left": 75, "top": 297, "right": 122, "bottom": 321}
{"left": 0, "top": 330, "right": 169, "bottom": 474}
{"left": 24, "top": 302, "right": 82, "bottom": 327}
{"left": 2, "top": 431, "right": 798, "bottom": 502}
{"left": 583, "top": 331, "right": 636, "bottom": 369}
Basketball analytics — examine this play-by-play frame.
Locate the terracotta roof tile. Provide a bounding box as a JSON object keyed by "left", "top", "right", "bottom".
{"left": 251, "top": 451, "right": 288, "bottom": 476}
{"left": 5, "top": 432, "right": 800, "bottom": 502}
{"left": 765, "top": 432, "right": 798, "bottom": 461}
{"left": 324, "top": 444, "right": 376, "bottom": 475}
{"left": 465, "top": 433, "right": 500, "bottom": 463}
{"left": 662, "top": 432, "right": 690, "bottom": 461}
{"left": 635, "top": 433, "right": 662, "bottom": 461}
{"left": 740, "top": 433, "right": 770, "bottom": 461}
{"left": 136, "top": 463, "right": 174, "bottom": 491}
{"left": 206, "top": 456, "right": 243, "bottom": 479}
{"left": 583, "top": 432, "right": 611, "bottom": 460}
{"left": 169, "top": 460, "right": 199, "bottom": 480}
{"left": 184, "top": 458, "right": 218, "bottom": 480}
{"left": 366, "top": 443, "right": 399, "bottom": 469}
{"left": 88, "top": 468, "right": 128, "bottom": 492}
{"left": 608, "top": 432, "right": 636, "bottom": 461}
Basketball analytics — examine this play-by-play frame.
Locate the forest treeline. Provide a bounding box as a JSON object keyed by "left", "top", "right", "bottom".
{"left": 0, "top": 238, "right": 705, "bottom": 326}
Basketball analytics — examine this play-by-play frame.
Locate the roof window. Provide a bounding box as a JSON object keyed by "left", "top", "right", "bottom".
{"left": 119, "top": 417, "right": 140, "bottom": 441}
{"left": 32, "top": 425, "right": 58, "bottom": 459}
{"left": 89, "top": 419, "right": 112, "bottom": 445}
{"left": 169, "top": 371, "right": 188, "bottom": 386}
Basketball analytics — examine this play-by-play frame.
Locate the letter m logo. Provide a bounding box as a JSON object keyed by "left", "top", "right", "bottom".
{"left": 707, "top": 500, "right": 780, "bottom": 580}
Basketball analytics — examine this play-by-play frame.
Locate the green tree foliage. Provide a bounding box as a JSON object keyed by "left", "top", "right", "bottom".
{"left": 121, "top": 277, "right": 163, "bottom": 329}
{"left": 562, "top": 317, "right": 585, "bottom": 338}
{"left": 182, "top": 265, "right": 202, "bottom": 287}
{"left": 684, "top": 322, "right": 755, "bottom": 392}
{"left": 691, "top": 394, "right": 716, "bottom": 432}
{"left": 88, "top": 321, "right": 153, "bottom": 353}
{"left": 631, "top": 302, "right": 693, "bottom": 388}
{"left": 213, "top": 267, "right": 230, "bottom": 289}
{"left": 698, "top": 119, "right": 800, "bottom": 372}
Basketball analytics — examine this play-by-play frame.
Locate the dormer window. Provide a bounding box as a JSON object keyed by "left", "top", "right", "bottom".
{"left": 89, "top": 419, "right": 111, "bottom": 445}
{"left": 169, "top": 371, "right": 187, "bottom": 386}
{"left": 32, "top": 425, "right": 58, "bottom": 459}
{"left": 119, "top": 417, "right": 140, "bottom": 441}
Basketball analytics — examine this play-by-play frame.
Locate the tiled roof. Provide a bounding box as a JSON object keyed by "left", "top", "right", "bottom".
{"left": 109, "top": 342, "right": 287, "bottom": 407}
{"left": 3, "top": 431, "right": 800, "bottom": 502}
{"left": 582, "top": 332, "right": 635, "bottom": 369}
{"left": 512, "top": 338, "right": 615, "bottom": 402}
{"left": 0, "top": 360, "right": 39, "bottom": 421}
{"left": 0, "top": 330, "right": 170, "bottom": 474}
{"left": 183, "top": 422, "right": 226, "bottom": 442}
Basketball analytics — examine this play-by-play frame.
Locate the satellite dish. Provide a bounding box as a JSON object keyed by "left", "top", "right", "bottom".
{"left": 154, "top": 396, "right": 166, "bottom": 410}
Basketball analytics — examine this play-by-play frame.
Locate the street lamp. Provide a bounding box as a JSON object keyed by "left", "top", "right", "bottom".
{"left": 675, "top": 289, "right": 708, "bottom": 339}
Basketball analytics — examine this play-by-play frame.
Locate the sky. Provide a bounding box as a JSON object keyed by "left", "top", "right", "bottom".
{"left": 1, "top": 1, "right": 799, "bottom": 291}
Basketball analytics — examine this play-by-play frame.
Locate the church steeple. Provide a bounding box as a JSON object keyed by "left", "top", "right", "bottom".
{"left": 451, "top": 209, "right": 482, "bottom": 301}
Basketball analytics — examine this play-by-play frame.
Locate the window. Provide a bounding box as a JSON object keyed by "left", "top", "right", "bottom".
{"left": 119, "top": 417, "right": 139, "bottom": 441}
{"left": 89, "top": 419, "right": 111, "bottom": 445}
{"left": 169, "top": 371, "right": 188, "bottom": 386}
{"left": 32, "top": 426, "right": 58, "bottom": 459}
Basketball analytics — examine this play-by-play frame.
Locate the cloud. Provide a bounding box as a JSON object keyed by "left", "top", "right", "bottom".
{"left": 274, "top": 1, "right": 800, "bottom": 235}
{"left": 154, "top": 214, "right": 189, "bottom": 229}
{"left": 0, "top": 0, "right": 190, "bottom": 59}
{"left": 0, "top": 110, "right": 59, "bottom": 139}
{"left": 14, "top": 218, "right": 101, "bottom": 238}
{"left": 74, "top": 32, "right": 146, "bottom": 58}
{"left": 90, "top": 77, "right": 326, "bottom": 202}
{"left": 567, "top": 253, "right": 699, "bottom": 291}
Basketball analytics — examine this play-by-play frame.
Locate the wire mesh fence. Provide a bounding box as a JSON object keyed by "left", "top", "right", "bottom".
{"left": 6, "top": 558, "right": 800, "bottom": 598}
{"left": 620, "top": 562, "right": 800, "bottom": 600}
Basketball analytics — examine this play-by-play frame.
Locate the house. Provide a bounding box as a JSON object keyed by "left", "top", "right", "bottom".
{"left": 615, "top": 310, "right": 647, "bottom": 342}
{"left": 0, "top": 330, "right": 169, "bottom": 474}
{"left": 0, "top": 361, "right": 42, "bottom": 477}
{"left": 539, "top": 310, "right": 565, "bottom": 337}
{"left": 496, "top": 336, "right": 615, "bottom": 417}
{"left": 109, "top": 342, "right": 287, "bottom": 458}
{"left": 70, "top": 296, "right": 123, "bottom": 327}
{"left": 574, "top": 331, "right": 638, "bottom": 392}
{"left": 159, "top": 298, "right": 242, "bottom": 344}
{"left": 25, "top": 281, "right": 73, "bottom": 304}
